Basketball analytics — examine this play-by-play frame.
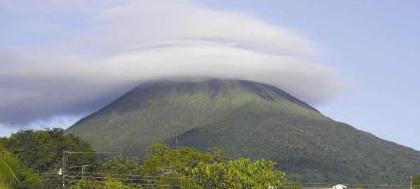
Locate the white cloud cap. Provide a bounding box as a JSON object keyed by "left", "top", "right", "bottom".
{"left": 0, "top": 0, "right": 344, "bottom": 126}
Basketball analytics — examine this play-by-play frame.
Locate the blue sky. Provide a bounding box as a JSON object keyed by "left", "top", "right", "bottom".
{"left": 1, "top": 0, "right": 419, "bottom": 150}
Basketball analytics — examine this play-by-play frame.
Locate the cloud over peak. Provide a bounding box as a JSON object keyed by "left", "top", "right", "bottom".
{"left": 0, "top": 0, "right": 344, "bottom": 126}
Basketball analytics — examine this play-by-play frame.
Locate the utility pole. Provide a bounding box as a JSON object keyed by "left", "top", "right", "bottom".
{"left": 410, "top": 176, "right": 414, "bottom": 189}
{"left": 175, "top": 133, "right": 179, "bottom": 148}
{"left": 82, "top": 165, "right": 85, "bottom": 180}
{"left": 62, "top": 150, "right": 66, "bottom": 189}
{"left": 59, "top": 151, "right": 121, "bottom": 188}
{"left": 81, "top": 165, "right": 92, "bottom": 180}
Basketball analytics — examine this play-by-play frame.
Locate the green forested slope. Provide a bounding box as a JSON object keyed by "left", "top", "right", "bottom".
{"left": 67, "top": 79, "right": 420, "bottom": 184}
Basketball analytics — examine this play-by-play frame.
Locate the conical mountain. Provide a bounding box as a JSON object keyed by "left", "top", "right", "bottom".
{"left": 67, "top": 79, "right": 420, "bottom": 184}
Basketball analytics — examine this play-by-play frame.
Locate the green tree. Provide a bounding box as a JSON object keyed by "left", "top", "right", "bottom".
{"left": 0, "top": 145, "right": 19, "bottom": 189}
{"left": 4, "top": 129, "right": 96, "bottom": 173}
{"left": 142, "top": 144, "right": 224, "bottom": 176}
{"left": 98, "top": 155, "right": 142, "bottom": 187}
{"left": 99, "top": 156, "right": 141, "bottom": 176}
{"left": 141, "top": 144, "right": 225, "bottom": 188}
{"left": 69, "top": 179, "right": 103, "bottom": 189}
{"left": 3, "top": 129, "right": 96, "bottom": 188}
{"left": 68, "top": 155, "right": 144, "bottom": 188}
{"left": 186, "top": 158, "right": 288, "bottom": 189}
{"left": 141, "top": 144, "right": 298, "bottom": 189}
{"left": 70, "top": 178, "right": 142, "bottom": 189}
{"left": 413, "top": 175, "right": 420, "bottom": 189}
{"left": 0, "top": 144, "right": 39, "bottom": 189}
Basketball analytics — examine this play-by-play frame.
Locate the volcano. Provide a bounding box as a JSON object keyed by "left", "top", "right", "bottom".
{"left": 67, "top": 79, "right": 420, "bottom": 184}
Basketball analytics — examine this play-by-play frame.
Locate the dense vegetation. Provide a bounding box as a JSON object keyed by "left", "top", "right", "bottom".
{"left": 4, "top": 129, "right": 96, "bottom": 174}
{"left": 1, "top": 129, "right": 96, "bottom": 188}
{"left": 68, "top": 79, "right": 420, "bottom": 184}
{"left": 69, "top": 144, "right": 300, "bottom": 189}
{"left": 1, "top": 129, "right": 300, "bottom": 189}
{"left": 0, "top": 144, "right": 19, "bottom": 188}
{"left": 0, "top": 144, "right": 38, "bottom": 188}
{"left": 414, "top": 175, "right": 420, "bottom": 189}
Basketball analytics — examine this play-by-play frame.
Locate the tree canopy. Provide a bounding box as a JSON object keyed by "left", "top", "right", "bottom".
{"left": 0, "top": 144, "right": 19, "bottom": 189}
{"left": 2, "top": 129, "right": 301, "bottom": 189}
{"left": 0, "top": 144, "right": 39, "bottom": 189}
{"left": 2, "top": 129, "right": 96, "bottom": 189}
{"left": 4, "top": 129, "right": 96, "bottom": 174}
{"left": 68, "top": 144, "right": 298, "bottom": 189}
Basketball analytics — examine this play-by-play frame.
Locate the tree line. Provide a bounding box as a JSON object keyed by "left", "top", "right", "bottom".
{"left": 0, "top": 129, "right": 301, "bottom": 189}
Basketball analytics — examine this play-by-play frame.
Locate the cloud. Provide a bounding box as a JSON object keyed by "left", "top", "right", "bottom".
{"left": 0, "top": 0, "right": 344, "bottom": 127}
{"left": 0, "top": 124, "right": 18, "bottom": 137}
{"left": 0, "top": 115, "right": 83, "bottom": 137}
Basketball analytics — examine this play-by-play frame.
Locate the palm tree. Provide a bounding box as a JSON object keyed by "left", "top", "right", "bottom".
{"left": 0, "top": 145, "right": 19, "bottom": 189}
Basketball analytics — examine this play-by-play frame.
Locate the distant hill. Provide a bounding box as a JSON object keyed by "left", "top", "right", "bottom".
{"left": 67, "top": 79, "right": 420, "bottom": 184}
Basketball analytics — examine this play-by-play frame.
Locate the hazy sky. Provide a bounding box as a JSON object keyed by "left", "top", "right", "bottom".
{"left": 1, "top": 0, "right": 419, "bottom": 150}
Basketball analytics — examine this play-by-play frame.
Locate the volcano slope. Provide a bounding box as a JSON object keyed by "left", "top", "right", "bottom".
{"left": 67, "top": 79, "right": 420, "bottom": 184}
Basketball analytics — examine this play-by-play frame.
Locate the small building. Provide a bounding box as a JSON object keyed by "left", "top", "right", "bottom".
{"left": 332, "top": 184, "right": 347, "bottom": 189}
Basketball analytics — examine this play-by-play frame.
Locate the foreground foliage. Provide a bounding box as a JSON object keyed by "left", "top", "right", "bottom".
{"left": 69, "top": 178, "right": 139, "bottom": 189}
{"left": 68, "top": 144, "right": 298, "bottom": 188}
{"left": 186, "top": 158, "right": 287, "bottom": 188}
{"left": 0, "top": 145, "right": 18, "bottom": 189}
{"left": 414, "top": 175, "right": 420, "bottom": 189}
{"left": 0, "top": 144, "right": 39, "bottom": 189}
{"left": 2, "top": 128, "right": 300, "bottom": 188}
{"left": 4, "top": 129, "right": 96, "bottom": 173}
{"left": 2, "top": 129, "right": 96, "bottom": 189}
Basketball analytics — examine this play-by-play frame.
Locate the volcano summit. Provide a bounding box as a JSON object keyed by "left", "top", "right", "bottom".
{"left": 67, "top": 79, "right": 420, "bottom": 184}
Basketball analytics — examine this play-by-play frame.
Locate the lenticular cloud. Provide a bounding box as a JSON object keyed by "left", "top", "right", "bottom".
{"left": 0, "top": 0, "right": 343, "bottom": 126}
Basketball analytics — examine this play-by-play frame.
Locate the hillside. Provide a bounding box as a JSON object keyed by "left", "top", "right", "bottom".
{"left": 67, "top": 79, "right": 420, "bottom": 184}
